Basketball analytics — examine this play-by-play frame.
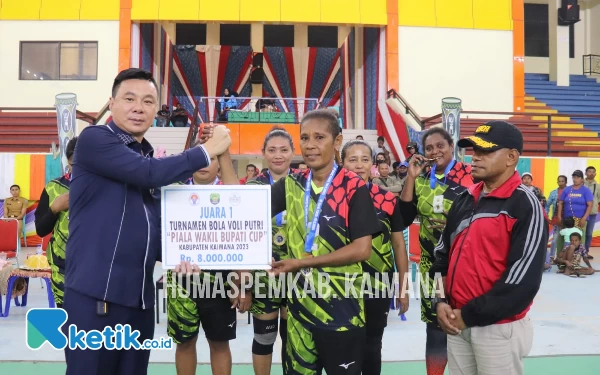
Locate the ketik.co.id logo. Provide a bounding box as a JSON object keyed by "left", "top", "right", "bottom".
{"left": 26, "top": 308, "right": 68, "bottom": 350}
{"left": 26, "top": 308, "right": 172, "bottom": 350}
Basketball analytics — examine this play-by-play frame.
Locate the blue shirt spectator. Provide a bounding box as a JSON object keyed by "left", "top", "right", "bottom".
{"left": 560, "top": 184, "right": 593, "bottom": 219}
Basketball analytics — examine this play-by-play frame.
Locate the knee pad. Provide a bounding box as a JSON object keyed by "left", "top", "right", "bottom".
{"left": 252, "top": 317, "right": 278, "bottom": 355}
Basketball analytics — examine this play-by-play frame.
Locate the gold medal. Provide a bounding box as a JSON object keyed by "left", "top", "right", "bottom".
{"left": 273, "top": 231, "right": 286, "bottom": 246}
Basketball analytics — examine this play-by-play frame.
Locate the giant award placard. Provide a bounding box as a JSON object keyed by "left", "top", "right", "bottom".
{"left": 161, "top": 185, "right": 272, "bottom": 270}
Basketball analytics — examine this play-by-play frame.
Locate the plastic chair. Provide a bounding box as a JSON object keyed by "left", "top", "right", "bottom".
{"left": 0, "top": 218, "right": 21, "bottom": 267}
{"left": 1, "top": 274, "right": 54, "bottom": 317}
{"left": 408, "top": 224, "right": 421, "bottom": 283}
{"left": 0, "top": 218, "right": 23, "bottom": 316}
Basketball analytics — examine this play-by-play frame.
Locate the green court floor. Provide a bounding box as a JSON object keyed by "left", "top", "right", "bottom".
{"left": 1, "top": 356, "right": 599, "bottom": 375}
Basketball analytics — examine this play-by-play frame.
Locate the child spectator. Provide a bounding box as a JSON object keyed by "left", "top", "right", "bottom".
{"left": 559, "top": 217, "right": 582, "bottom": 248}
{"left": 555, "top": 232, "right": 596, "bottom": 277}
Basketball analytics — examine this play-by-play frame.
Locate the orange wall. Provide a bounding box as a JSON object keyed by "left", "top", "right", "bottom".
{"left": 220, "top": 123, "right": 301, "bottom": 156}
{"left": 119, "top": 0, "right": 132, "bottom": 71}
{"left": 512, "top": 0, "right": 525, "bottom": 112}
{"left": 386, "top": 0, "right": 399, "bottom": 91}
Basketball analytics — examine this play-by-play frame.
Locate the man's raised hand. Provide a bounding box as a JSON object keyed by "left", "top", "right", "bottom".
{"left": 203, "top": 125, "right": 232, "bottom": 157}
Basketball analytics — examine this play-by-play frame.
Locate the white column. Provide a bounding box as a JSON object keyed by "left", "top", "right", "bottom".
{"left": 251, "top": 23, "right": 264, "bottom": 51}
{"left": 161, "top": 21, "right": 176, "bottom": 44}
{"left": 549, "top": 0, "right": 570, "bottom": 86}
{"left": 295, "top": 25, "right": 308, "bottom": 47}
{"left": 250, "top": 24, "right": 264, "bottom": 100}
{"left": 206, "top": 23, "right": 220, "bottom": 45}
{"left": 131, "top": 23, "right": 140, "bottom": 68}
{"left": 338, "top": 26, "right": 351, "bottom": 47}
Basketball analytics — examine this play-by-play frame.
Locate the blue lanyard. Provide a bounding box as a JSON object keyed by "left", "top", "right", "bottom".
{"left": 430, "top": 160, "right": 456, "bottom": 189}
{"left": 304, "top": 163, "right": 339, "bottom": 254}
{"left": 267, "top": 170, "right": 287, "bottom": 226}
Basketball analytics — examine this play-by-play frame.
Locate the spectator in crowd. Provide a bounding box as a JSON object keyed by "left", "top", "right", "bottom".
{"left": 370, "top": 152, "right": 386, "bottom": 178}
{"left": 546, "top": 175, "right": 568, "bottom": 267}
{"left": 395, "top": 161, "right": 408, "bottom": 190}
{"left": 557, "top": 170, "right": 594, "bottom": 253}
{"left": 405, "top": 142, "right": 419, "bottom": 162}
{"left": 3, "top": 184, "right": 28, "bottom": 237}
{"left": 557, "top": 217, "right": 582, "bottom": 250}
{"left": 171, "top": 103, "right": 188, "bottom": 127}
{"left": 521, "top": 172, "right": 546, "bottom": 206}
{"left": 356, "top": 135, "right": 364, "bottom": 140}
{"left": 390, "top": 161, "right": 400, "bottom": 178}
{"left": 555, "top": 232, "right": 597, "bottom": 277}
{"left": 217, "top": 88, "right": 238, "bottom": 121}
{"left": 298, "top": 163, "right": 308, "bottom": 172}
{"left": 256, "top": 96, "right": 276, "bottom": 112}
{"left": 372, "top": 136, "right": 390, "bottom": 165}
{"left": 239, "top": 164, "right": 258, "bottom": 184}
{"left": 584, "top": 166, "right": 600, "bottom": 257}
{"left": 372, "top": 160, "right": 403, "bottom": 196}
{"left": 156, "top": 105, "right": 170, "bottom": 127}
{"left": 431, "top": 120, "right": 546, "bottom": 375}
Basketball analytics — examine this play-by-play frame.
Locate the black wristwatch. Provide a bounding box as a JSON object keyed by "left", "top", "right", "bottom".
{"left": 431, "top": 297, "right": 447, "bottom": 313}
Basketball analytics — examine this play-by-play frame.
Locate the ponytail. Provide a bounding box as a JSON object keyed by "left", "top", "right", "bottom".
{"left": 335, "top": 148, "right": 341, "bottom": 165}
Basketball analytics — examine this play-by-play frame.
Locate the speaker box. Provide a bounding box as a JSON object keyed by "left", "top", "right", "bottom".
{"left": 251, "top": 68, "right": 264, "bottom": 84}
{"left": 253, "top": 53, "right": 263, "bottom": 68}
{"left": 558, "top": 1, "right": 580, "bottom": 25}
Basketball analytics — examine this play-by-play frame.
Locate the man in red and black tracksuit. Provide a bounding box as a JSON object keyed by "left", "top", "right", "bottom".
{"left": 430, "top": 121, "right": 548, "bottom": 375}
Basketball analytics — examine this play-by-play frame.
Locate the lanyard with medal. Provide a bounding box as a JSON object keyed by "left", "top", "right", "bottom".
{"left": 301, "top": 163, "right": 339, "bottom": 277}
{"left": 430, "top": 160, "right": 455, "bottom": 214}
{"left": 268, "top": 171, "right": 287, "bottom": 247}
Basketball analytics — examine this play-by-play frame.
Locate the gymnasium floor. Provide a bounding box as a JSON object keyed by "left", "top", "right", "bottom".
{"left": 1, "top": 249, "right": 599, "bottom": 374}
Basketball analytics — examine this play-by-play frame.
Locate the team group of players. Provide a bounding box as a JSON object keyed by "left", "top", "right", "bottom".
{"left": 165, "top": 109, "right": 474, "bottom": 375}
{"left": 38, "top": 106, "right": 473, "bottom": 375}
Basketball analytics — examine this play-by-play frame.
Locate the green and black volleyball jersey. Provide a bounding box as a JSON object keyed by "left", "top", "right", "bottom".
{"left": 271, "top": 167, "right": 381, "bottom": 331}
{"left": 34, "top": 176, "right": 70, "bottom": 305}
{"left": 400, "top": 161, "right": 474, "bottom": 324}
{"left": 247, "top": 172, "right": 290, "bottom": 261}
{"left": 363, "top": 183, "right": 406, "bottom": 295}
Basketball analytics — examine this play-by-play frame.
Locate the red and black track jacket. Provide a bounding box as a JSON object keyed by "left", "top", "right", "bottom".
{"left": 430, "top": 172, "right": 548, "bottom": 327}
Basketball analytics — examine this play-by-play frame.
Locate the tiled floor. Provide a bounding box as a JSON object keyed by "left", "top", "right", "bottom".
{"left": 1, "top": 357, "right": 600, "bottom": 375}
{"left": 1, "top": 248, "right": 599, "bottom": 373}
